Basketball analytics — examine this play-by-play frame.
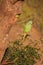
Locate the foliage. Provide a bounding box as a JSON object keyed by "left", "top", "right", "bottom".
{"left": 2, "top": 38, "right": 41, "bottom": 65}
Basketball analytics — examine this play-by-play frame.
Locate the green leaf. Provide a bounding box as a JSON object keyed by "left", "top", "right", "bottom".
{"left": 24, "top": 20, "right": 32, "bottom": 33}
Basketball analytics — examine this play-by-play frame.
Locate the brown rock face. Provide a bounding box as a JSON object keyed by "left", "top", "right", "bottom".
{"left": 0, "top": 0, "right": 23, "bottom": 62}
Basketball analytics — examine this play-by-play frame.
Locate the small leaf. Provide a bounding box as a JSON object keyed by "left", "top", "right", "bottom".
{"left": 16, "top": 14, "right": 19, "bottom": 18}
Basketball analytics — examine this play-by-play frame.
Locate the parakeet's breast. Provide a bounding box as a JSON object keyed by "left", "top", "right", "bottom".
{"left": 24, "top": 20, "right": 32, "bottom": 33}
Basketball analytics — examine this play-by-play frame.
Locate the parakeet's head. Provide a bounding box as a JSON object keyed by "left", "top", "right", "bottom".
{"left": 27, "top": 20, "right": 33, "bottom": 25}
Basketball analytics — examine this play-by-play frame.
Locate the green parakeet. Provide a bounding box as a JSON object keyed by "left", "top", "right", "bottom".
{"left": 24, "top": 20, "right": 32, "bottom": 33}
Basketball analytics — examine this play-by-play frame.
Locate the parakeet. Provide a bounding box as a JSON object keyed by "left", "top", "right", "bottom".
{"left": 24, "top": 20, "right": 32, "bottom": 33}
